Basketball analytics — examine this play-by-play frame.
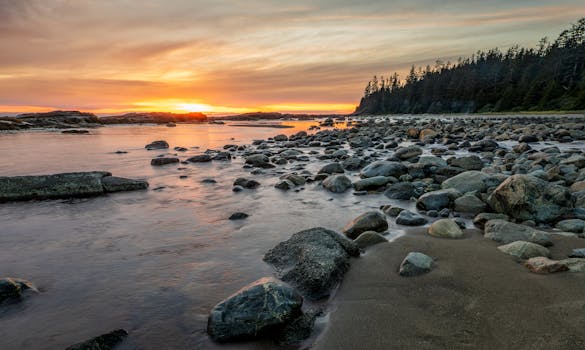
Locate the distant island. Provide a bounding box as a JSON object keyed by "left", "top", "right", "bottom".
{"left": 354, "top": 18, "right": 585, "bottom": 115}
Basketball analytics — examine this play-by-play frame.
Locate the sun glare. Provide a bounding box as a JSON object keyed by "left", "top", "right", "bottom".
{"left": 176, "top": 103, "right": 215, "bottom": 113}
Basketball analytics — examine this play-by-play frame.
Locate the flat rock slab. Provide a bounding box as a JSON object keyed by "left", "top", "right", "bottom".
{"left": 0, "top": 172, "right": 148, "bottom": 202}
{"left": 497, "top": 241, "right": 550, "bottom": 259}
{"left": 263, "top": 227, "right": 359, "bottom": 300}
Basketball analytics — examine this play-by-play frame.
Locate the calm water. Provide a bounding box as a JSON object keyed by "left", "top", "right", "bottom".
{"left": 0, "top": 121, "right": 407, "bottom": 350}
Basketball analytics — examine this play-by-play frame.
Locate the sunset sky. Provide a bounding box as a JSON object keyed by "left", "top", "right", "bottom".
{"left": 1, "top": 0, "right": 584, "bottom": 115}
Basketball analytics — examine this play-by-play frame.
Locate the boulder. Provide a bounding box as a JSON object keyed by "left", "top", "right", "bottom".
{"left": 454, "top": 193, "right": 486, "bottom": 214}
{"left": 384, "top": 182, "right": 416, "bottom": 200}
{"left": 497, "top": 241, "right": 550, "bottom": 259}
{"left": 472, "top": 213, "right": 509, "bottom": 228}
{"left": 399, "top": 252, "right": 433, "bottom": 277}
{"left": 419, "top": 129, "right": 438, "bottom": 141}
{"left": 484, "top": 220, "right": 552, "bottom": 246}
{"left": 322, "top": 175, "right": 352, "bottom": 193}
{"left": 342, "top": 157, "right": 365, "bottom": 171}
{"left": 569, "top": 249, "right": 585, "bottom": 258}
{"left": 318, "top": 163, "right": 344, "bottom": 174}
{"left": 396, "top": 210, "right": 427, "bottom": 226}
{"left": 441, "top": 171, "right": 490, "bottom": 193}
{"left": 145, "top": 140, "right": 169, "bottom": 150}
{"left": 275, "top": 180, "right": 296, "bottom": 190}
{"left": 0, "top": 278, "right": 37, "bottom": 303}
{"left": 263, "top": 228, "right": 359, "bottom": 300}
{"left": 360, "top": 161, "right": 407, "bottom": 179}
{"left": 0, "top": 172, "right": 148, "bottom": 202}
{"left": 353, "top": 176, "right": 395, "bottom": 191}
{"left": 354, "top": 231, "right": 388, "bottom": 249}
{"left": 394, "top": 146, "right": 423, "bottom": 160}
{"left": 487, "top": 175, "right": 573, "bottom": 223}
{"left": 233, "top": 178, "right": 260, "bottom": 189}
{"left": 343, "top": 211, "right": 389, "bottom": 239}
{"left": 65, "top": 329, "right": 128, "bottom": 350}
{"left": 524, "top": 257, "right": 568, "bottom": 274}
{"left": 207, "top": 277, "right": 303, "bottom": 342}
{"left": 151, "top": 157, "right": 179, "bottom": 166}
{"left": 428, "top": 219, "right": 464, "bottom": 239}
{"left": 187, "top": 154, "right": 212, "bottom": 163}
{"left": 274, "top": 134, "right": 288, "bottom": 141}
{"left": 555, "top": 219, "right": 585, "bottom": 234}
{"left": 245, "top": 154, "right": 274, "bottom": 168}
{"left": 448, "top": 155, "right": 483, "bottom": 170}
{"left": 416, "top": 188, "right": 462, "bottom": 211}
{"left": 280, "top": 174, "right": 306, "bottom": 186}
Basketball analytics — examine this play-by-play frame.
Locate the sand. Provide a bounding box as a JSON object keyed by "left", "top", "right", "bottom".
{"left": 313, "top": 228, "right": 585, "bottom": 350}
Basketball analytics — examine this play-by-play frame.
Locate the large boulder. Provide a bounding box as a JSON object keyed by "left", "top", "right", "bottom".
{"left": 497, "top": 241, "right": 550, "bottom": 259}
{"left": 487, "top": 175, "right": 573, "bottom": 223}
{"left": 0, "top": 277, "right": 37, "bottom": 303}
{"left": 384, "top": 182, "right": 416, "bottom": 200}
{"left": 360, "top": 161, "right": 407, "bottom": 179}
{"left": 0, "top": 172, "right": 148, "bottom": 202}
{"left": 441, "top": 171, "right": 490, "bottom": 193}
{"left": 428, "top": 219, "right": 463, "bottom": 239}
{"left": 207, "top": 277, "right": 303, "bottom": 342}
{"left": 416, "top": 188, "right": 462, "bottom": 211}
{"left": 484, "top": 220, "right": 552, "bottom": 246}
{"left": 318, "top": 163, "right": 344, "bottom": 174}
{"left": 322, "top": 175, "right": 352, "bottom": 193}
{"left": 263, "top": 228, "right": 359, "bottom": 300}
{"left": 454, "top": 193, "right": 486, "bottom": 214}
{"left": 343, "top": 211, "right": 388, "bottom": 239}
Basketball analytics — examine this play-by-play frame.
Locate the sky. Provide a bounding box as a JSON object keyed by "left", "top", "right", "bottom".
{"left": 0, "top": 0, "right": 584, "bottom": 115}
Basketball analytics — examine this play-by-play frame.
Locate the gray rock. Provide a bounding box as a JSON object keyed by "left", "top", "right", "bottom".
{"left": 484, "top": 220, "right": 552, "bottom": 246}
{"left": 380, "top": 205, "right": 404, "bottom": 217}
{"left": 497, "top": 241, "right": 550, "bottom": 259}
{"left": 454, "top": 193, "right": 486, "bottom": 214}
{"left": 416, "top": 188, "right": 462, "bottom": 211}
{"left": 428, "top": 219, "right": 464, "bottom": 239}
{"left": 343, "top": 211, "right": 389, "bottom": 239}
{"left": 274, "top": 134, "right": 288, "bottom": 141}
{"left": 384, "top": 182, "right": 416, "bottom": 200}
{"left": 555, "top": 219, "right": 585, "bottom": 234}
{"left": 207, "top": 277, "right": 303, "bottom": 342}
{"left": 353, "top": 176, "right": 395, "bottom": 191}
{"left": 151, "top": 157, "right": 179, "bottom": 166}
{"left": 569, "top": 249, "right": 585, "bottom": 258}
{"left": 322, "top": 175, "right": 352, "bottom": 193}
{"left": 395, "top": 146, "right": 423, "bottom": 160}
{"left": 399, "top": 252, "right": 433, "bottom": 277}
{"left": 487, "top": 175, "right": 573, "bottom": 223}
{"left": 275, "top": 179, "right": 296, "bottom": 190}
{"left": 342, "top": 156, "right": 365, "bottom": 171}
{"left": 263, "top": 228, "right": 359, "bottom": 300}
{"left": 396, "top": 210, "right": 427, "bottom": 226}
{"left": 448, "top": 155, "right": 483, "bottom": 170}
{"left": 0, "top": 277, "right": 37, "bottom": 303}
{"left": 245, "top": 154, "right": 275, "bottom": 168}
{"left": 280, "top": 174, "right": 306, "bottom": 186}
{"left": 65, "top": 329, "right": 128, "bottom": 350}
{"left": 145, "top": 140, "right": 169, "bottom": 150}
{"left": 360, "top": 161, "right": 407, "bottom": 179}
{"left": 233, "top": 178, "right": 260, "bottom": 189}
{"left": 354, "top": 231, "right": 388, "bottom": 249}
{"left": 318, "top": 163, "right": 344, "bottom": 174}
{"left": 473, "top": 212, "right": 509, "bottom": 228}
{"left": 187, "top": 154, "right": 212, "bottom": 162}
{"left": 441, "top": 171, "right": 490, "bottom": 193}
{"left": 418, "top": 156, "right": 447, "bottom": 167}
{"left": 101, "top": 176, "right": 149, "bottom": 193}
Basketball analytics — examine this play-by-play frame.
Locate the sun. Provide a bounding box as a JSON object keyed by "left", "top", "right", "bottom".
{"left": 176, "top": 103, "right": 215, "bottom": 113}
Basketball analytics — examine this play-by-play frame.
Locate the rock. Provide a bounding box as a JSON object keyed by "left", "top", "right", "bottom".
{"left": 448, "top": 155, "right": 483, "bottom": 170}
{"left": 394, "top": 146, "right": 423, "bottom": 160}
{"left": 354, "top": 231, "right": 388, "bottom": 249}
{"left": 187, "top": 154, "right": 212, "bottom": 162}
{"left": 145, "top": 140, "right": 169, "bottom": 150}
{"left": 61, "top": 129, "right": 89, "bottom": 134}
{"left": 233, "top": 178, "right": 260, "bottom": 189}
{"left": 343, "top": 211, "right": 389, "bottom": 239}
{"left": 419, "top": 128, "right": 437, "bottom": 141}
{"left": 524, "top": 257, "right": 569, "bottom": 274}
{"left": 418, "top": 156, "right": 447, "bottom": 167}
{"left": 569, "top": 249, "right": 585, "bottom": 258}
{"left": 245, "top": 154, "right": 275, "bottom": 168}
{"left": 555, "top": 219, "right": 585, "bottom": 234}
{"left": 441, "top": 171, "right": 490, "bottom": 193}
{"left": 229, "top": 212, "right": 249, "bottom": 220}
{"left": 280, "top": 174, "right": 306, "bottom": 186}
{"left": 488, "top": 174, "right": 574, "bottom": 223}
{"left": 0, "top": 278, "right": 37, "bottom": 303}
{"left": 174, "top": 146, "right": 188, "bottom": 152}
{"left": 0, "top": 172, "right": 148, "bottom": 202}
{"left": 201, "top": 178, "right": 217, "bottom": 184}
{"left": 484, "top": 220, "right": 552, "bottom": 246}
{"left": 275, "top": 179, "right": 296, "bottom": 190}
{"left": 232, "top": 185, "right": 244, "bottom": 192}
{"left": 353, "top": 176, "right": 395, "bottom": 191}
{"left": 428, "top": 219, "right": 464, "bottom": 238}
{"left": 322, "top": 175, "right": 352, "bottom": 193}
{"left": 318, "top": 163, "right": 344, "bottom": 174}
{"left": 380, "top": 205, "right": 404, "bottom": 217}
{"left": 570, "top": 181, "right": 585, "bottom": 193}
{"left": 348, "top": 136, "right": 372, "bottom": 148}
{"left": 65, "top": 329, "right": 128, "bottom": 350}
{"left": 384, "top": 182, "right": 416, "bottom": 200}
{"left": 473, "top": 213, "right": 509, "bottom": 228}
{"left": 519, "top": 135, "right": 539, "bottom": 143}
{"left": 469, "top": 139, "right": 499, "bottom": 152}
{"left": 342, "top": 156, "right": 365, "bottom": 171}
{"left": 497, "top": 241, "right": 550, "bottom": 259}
{"left": 101, "top": 176, "right": 149, "bottom": 193}
{"left": 360, "top": 161, "right": 407, "bottom": 179}
{"left": 399, "top": 252, "right": 433, "bottom": 277}
{"left": 396, "top": 210, "right": 427, "bottom": 226}
{"left": 454, "top": 193, "right": 486, "bottom": 214}
{"left": 207, "top": 277, "right": 303, "bottom": 342}
{"left": 274, "top": 134, "right": 288, "bottom": 141}
{"left": 562, "top": 258, "right": 585, "bottom": 272}
{"left": 151, "top": 157, "right": 179, "bottom": 166}
{"left": 416, "top": 188, "right": 462, "bottom": 211}
{"left": 263, "top": 227, "right": 359, "bottom": 300}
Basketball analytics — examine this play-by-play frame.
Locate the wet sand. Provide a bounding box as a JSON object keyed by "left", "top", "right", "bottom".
{"left": 313, "top": 229, "right": 585, "bottom": 350}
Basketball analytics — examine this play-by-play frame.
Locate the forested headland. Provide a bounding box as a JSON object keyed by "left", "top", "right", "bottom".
{"left": 354, "top": 18, "right": 585, "bottom": 115}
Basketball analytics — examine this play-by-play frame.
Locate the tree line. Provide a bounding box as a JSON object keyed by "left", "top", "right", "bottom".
{"left": 354, "top": 18, "right": 585, "bottom": 115}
